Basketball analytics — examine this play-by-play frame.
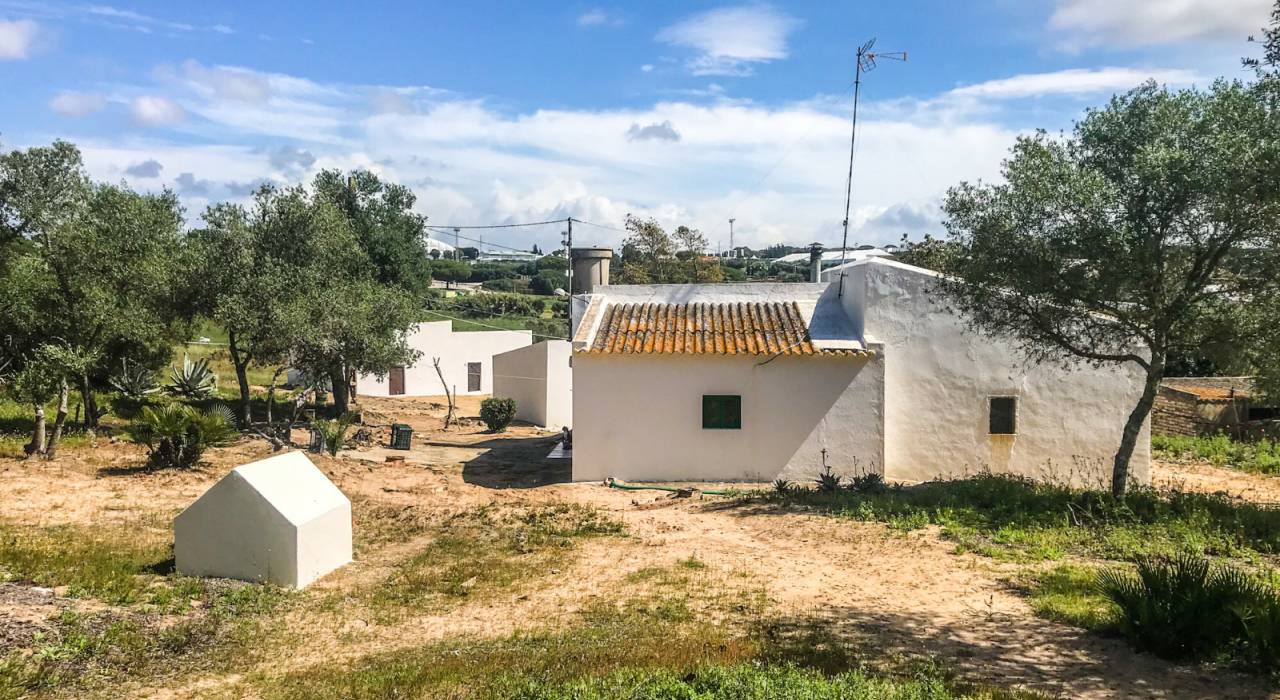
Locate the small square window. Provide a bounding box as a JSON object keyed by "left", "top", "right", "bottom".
{"left": 989, "top": 396, "right": 1017, "bottom": 435}
{"left": 702, "top": 395, "right": 741, "bottom": 430}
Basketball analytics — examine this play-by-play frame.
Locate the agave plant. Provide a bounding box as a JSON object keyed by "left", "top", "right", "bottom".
{"left": 772, "top": 478, "right": 793, "bottom": 494}
{"left": 128, "top": 403, "right": 236, "bottom": 469}
{"left": 109, "top": 358, "right": 159, "bottom": 400}
{"left": 168, "top": 355, "right": 217, "bottom": 400}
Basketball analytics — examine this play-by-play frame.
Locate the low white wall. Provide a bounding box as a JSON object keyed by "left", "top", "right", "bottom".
{"left": 846, "top": 260, "right": 1152, "bottom": 488}
{"left": 357, "top": 321, "right": 532, "bottom": 397}
{"left": 572, "top": 353, "right": 883, "bottom": 483}
{"left": 493, "top": 340, "right": 573, "bottom": 429}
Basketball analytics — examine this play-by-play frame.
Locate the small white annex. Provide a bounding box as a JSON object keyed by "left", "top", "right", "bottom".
{"left": 357, "top": 320, "right": 532, "bottom": 397}
{"left": 492, "top": 340, "right": 573, "bottom": 429}
{"left": 174, "top": 451, "right": 352, "bottom": 588}
{"left": 570, "top": 257, "right": 1150, "bottom": 487}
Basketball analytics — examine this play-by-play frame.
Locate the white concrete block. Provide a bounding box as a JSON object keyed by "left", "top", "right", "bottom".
{"left": 174, "top": 451, "right": 352, "bottom": 588}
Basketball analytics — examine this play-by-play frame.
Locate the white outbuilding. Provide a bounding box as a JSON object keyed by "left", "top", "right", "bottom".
{"left": 492, "top": 340, "right": 573, "bottom": 430}
{"left": 356, "top": 320, "right": 532, "bottom": 397}
{"left": 174, "top": 451, "right": 353, "bottom": 588}
{"left": 570, "top": 257, "right": 1150, "bottom": 487}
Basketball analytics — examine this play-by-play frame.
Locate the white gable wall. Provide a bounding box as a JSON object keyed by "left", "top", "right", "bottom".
{"left": 840, "top": 259, "right": 1150, "bottom": 487}
{"left": 493, "top": 340, "right": 573, "bottom": 429}
{"left": 357, "top": 321, "right": 532, "bottom": 397}
{"left": 572, "top": 352, "right": 883, "bottom": 483}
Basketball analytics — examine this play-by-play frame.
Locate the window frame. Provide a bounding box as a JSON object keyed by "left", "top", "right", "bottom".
{"left": 988, "top": 395, "right": 1018, "bottom": 435}
{"left": 702, "top": 394, "right": 742, "bottom": 430}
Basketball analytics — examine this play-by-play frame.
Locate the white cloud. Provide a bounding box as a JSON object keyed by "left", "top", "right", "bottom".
{"left": 949, "top": 67, "right": 1203, "bottom": 99}
{"left": 640, "top": 64, "right": 654, "bottom": 73}
{"left": 1049, "top": 0, "right": 1271, "bottom": 49}
{"left": 577, "top": 9, "right": 621, "bottom": 28}
{"left": 130, "top": 96, "right": 187, "bottom": 126}
{"left": 72, "top": 61, "right": 1033, "bottom": 250}
{"left": 656, "top": 5, "right": 800, "bottom": 76}
{"left": 50, "top": 91, "right": 107, "bottom": 117}
{"left": 159, "top": 60, "right": 272, "bottom": 102}
{"left": 83, "top": 5, "right": 232, "bottom": 35}
{"left": 0, "top": 18, "right": 38, "bottom": 59}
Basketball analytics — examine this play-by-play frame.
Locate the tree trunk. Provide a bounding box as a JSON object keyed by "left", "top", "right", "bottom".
{"left": 1112, "top": 356, "right": 1164, "bottom": 499}
{"left": 79, "top": 374, "right": 98, "bottom": 430}
{"left": 329, "top": 366, "right": 349, "bottom": 415}
{"left": 45, "top": 379, "right": 70, "bottom": 459}
{"left": 228, "top": 332, "right": 252, "bottom": 428}
{"left": 266, "top": 367, "right": 285, "bottom": 425}
{"left": 26, "top": 403, "right": 46, "bottom": 457}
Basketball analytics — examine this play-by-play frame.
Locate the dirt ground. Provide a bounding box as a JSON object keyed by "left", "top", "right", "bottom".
{"left": 3, "top": 395, "right": 1278, "bottom": 699}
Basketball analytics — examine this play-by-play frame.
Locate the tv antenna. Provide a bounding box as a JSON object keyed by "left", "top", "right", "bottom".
{"left": 838, "top": 38, "right": 906, "bottom": 297}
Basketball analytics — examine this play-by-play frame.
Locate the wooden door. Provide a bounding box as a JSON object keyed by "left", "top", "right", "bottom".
{"left": 389, "top": 366, "right": 406, "bottom": 395}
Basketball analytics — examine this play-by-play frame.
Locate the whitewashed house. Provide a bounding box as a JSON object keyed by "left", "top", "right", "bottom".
{"left": 493, "top": 340, "right": 573, "bottom": 429}
{"left": 357, "top": 321, "right": 531, "bottom": 397}
{"left": 569, "top": 256, "right": 1150, "bottom": 487}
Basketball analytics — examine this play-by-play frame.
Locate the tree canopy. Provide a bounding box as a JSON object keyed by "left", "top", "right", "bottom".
{"left": 936, "top": 79, "right": 1280, "bottom": 496}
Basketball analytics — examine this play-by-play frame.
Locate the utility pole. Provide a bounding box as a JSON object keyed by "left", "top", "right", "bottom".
{"left": 838, "top": 38, "right": 905, "bottom": 297}
{"left": 564, "top": 217, "right": 573, "bottom": 298}
{"left": 453, "top": 227, "right": 460, "bottom": 260}
{"left": 728, "top": 218, "right": 735, "bottom": 258}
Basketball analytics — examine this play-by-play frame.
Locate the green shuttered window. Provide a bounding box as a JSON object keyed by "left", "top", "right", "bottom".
{"left": 702, "top": 395, "right": 742, "bottom": 430}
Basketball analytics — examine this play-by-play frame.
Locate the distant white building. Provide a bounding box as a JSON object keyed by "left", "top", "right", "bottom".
{"left": 356, "top": 321, "right": 532, "bottom": 397}
{"left": 477, "top": 250, "right": 541, "bottom": 262}
{"left": 174, "top": 451, "right": 352, "bottom": 588}
{"left": 569, "top": 257, "right": 1150, "bottom": 487}
{"left": 492, "top": 340, "right": 573, "bottom": 430}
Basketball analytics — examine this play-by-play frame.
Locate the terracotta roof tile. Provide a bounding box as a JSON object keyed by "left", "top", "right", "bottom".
{"left": 582, "top": 301, "right": 862, "bottom": 356}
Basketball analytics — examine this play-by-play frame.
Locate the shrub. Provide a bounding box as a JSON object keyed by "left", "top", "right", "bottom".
{"left": 482, "top": 278, "right": 517, "bottom": 292}
{"left": 108, "top": 358, "right": 159, "bottom": 400}
{"left": 772, "top": 478, "right": 793, "bottom": 494}
{"left": 167, "top": 356, "right": 217, "bottom": 400}
{"left": 846, "top": 472, "right": 885, "bottom": 494}
{"left": 480, "top": 397, "right": 517, "bottom": 432}
{"left": 1097, "top": 553, "right": 1270, "bottom": 662}
{"left": 128, "top": 404, "right": 236, "bottom": 469}
{"left": 314, "top": 414, "right": 355, "bottom": 456}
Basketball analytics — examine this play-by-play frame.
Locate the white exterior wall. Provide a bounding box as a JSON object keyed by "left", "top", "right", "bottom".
{"left": 493, "top": 340, "right": 573, "bottom": 429}
{"left": 357, "top": 321, "right": 532, "bottom": 397}
{"left": 842, "top": 260, "right": 1151, "bottom": 487}
{"left": 572, "top": 353, "right": 883, "bottom": 483}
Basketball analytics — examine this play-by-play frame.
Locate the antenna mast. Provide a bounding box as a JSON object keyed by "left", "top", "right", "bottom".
{"left": 838, "top": 38, "right": 906, "bottom": 297}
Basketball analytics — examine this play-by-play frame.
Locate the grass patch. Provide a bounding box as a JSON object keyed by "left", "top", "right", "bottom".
{"left": 0, "top": 583, "right": 289, "bottom": 700}
{"left": 0, "top": 522, "right": 174, "bottom": 605}
{"left": 748, "top": 473, "right": 1280, "bottom": 564}
{"left": 1153, "top": 433, "right": 1280, "bottom": 474}
{"left": 367, "top": 503, "right": 623, "bottom": 616}
{"left": 1017, "top": 564, "right": 1118, "bottom": 632}
{"left": 264, "top": 590, "right": 1034, "bottom": 700}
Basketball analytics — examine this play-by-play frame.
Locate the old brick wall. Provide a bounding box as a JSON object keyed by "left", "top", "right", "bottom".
{"left": 1153, "top": 387, "right": 1201, "bottom": 436}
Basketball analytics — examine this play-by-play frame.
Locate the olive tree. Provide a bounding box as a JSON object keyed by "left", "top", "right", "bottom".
{"left": 936, "top": 80, "right": 1280, "bottom": 497}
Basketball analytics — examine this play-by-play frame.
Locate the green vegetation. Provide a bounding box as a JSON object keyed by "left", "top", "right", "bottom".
{"left": 368, "top": 504, "right": 623, "bottom": 615}
{"left": 479, "top": 397, "right": 517, "bottom": 432}
{"left": 127, "top": 403, "right": 237, "bottom": 469}
{"left": 313, "top": 414, "right": 356, "bottom": 456}
{"left": 750, "top": 473, "right": 1280, "bottom": 563}
{"left": 1153, "top": 433, "right": 1280, "bottom": 474}
{"left": 1017, "top": 564, "right": 1118, "bottom": 632}
{"left": 1099, "top": 553, "right": 1280, "bottom": 670}
{"left": 0, "top": 521, "right": 289, "bottom": 699}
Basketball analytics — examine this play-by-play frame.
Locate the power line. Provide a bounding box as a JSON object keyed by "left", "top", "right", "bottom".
{"left": 423, "top": 218, "right": 567, "bottom": 230}
{"left": 425, "top": 227, "right": 542, "bottom": 254}
{"left": 569, "top": 217, "right": 629, "bottom": 235}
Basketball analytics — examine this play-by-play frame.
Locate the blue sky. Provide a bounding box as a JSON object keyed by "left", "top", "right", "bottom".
{"left": 0, "top": 1, "right": 1270, "bottom": 252}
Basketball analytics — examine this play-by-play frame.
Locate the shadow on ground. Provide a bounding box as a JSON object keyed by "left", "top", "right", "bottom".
{"left": 461, "top": 434, "right": 570, "bottom": 489}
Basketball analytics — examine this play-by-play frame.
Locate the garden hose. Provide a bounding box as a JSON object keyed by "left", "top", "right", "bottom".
{"left": 605, "top": 477, "right": 732, "bottom": 496}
